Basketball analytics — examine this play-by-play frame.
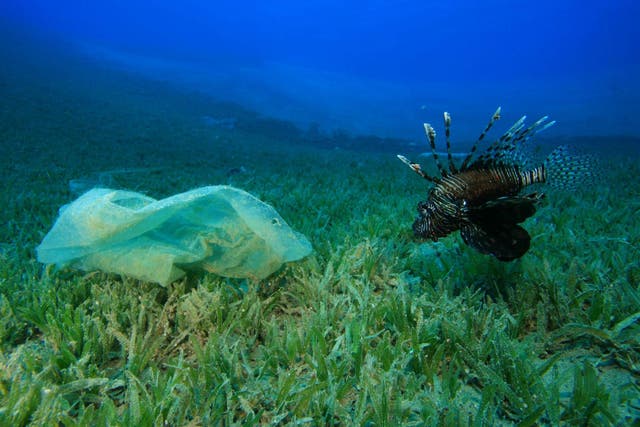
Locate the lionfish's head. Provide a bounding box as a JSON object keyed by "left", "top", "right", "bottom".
{"left": 412, "top": 195, "right": 460, "bottom": 241}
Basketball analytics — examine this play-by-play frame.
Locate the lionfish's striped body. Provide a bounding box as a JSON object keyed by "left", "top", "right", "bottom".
{"left": 398, "top": 108, "right": 591, "bottom": 261}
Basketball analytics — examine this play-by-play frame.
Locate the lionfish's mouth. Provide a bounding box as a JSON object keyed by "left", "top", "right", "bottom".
{"left": 412, "top": 214, "right": 432, "bottom": 239}
{"left": 412, "top": 201, "right": 433, "bottom": 239}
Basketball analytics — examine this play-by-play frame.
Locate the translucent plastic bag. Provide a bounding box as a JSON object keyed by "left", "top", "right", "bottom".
{"left": 37, "top": 186, "right": 312, "bottom": 285}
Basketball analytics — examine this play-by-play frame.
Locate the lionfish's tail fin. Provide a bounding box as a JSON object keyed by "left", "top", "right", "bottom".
{"left": 397, "top": 154, "right": 440, "bottom": 183}
{"left": 460, "top": 107, "right": 501, "bottom": 170}
{"left": 543, "top": 145, "right": 595, "bottom": 189}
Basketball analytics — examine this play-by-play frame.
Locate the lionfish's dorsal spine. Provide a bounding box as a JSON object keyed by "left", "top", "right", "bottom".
{"left": 521, "top": 116, "right": 555, "bottom": 142}
{"left": 396, "top": 154, "right": 440, "bottom": 183}
{"left": 397, "top": 108, "right": 564, "bottom": 185}
{"left": 424, "top": 123, "right": 449, "bottom": 177}
{"left": 443, "top": 112, "right": 457, "bottom": 174}
{"left": 470, "top": 115, "right": 556, "bottom": 170}
{"left": 460, "top": 107, "right": 501, "bottom": 171}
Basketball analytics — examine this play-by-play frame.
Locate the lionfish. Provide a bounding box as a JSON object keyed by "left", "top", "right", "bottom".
{"left": 398, "top": 108, "right": 591, "bottom": 261}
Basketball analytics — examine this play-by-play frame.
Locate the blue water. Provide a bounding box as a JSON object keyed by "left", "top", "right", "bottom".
{"left": 2, "top": 0, "right": 639, "bottom": 146}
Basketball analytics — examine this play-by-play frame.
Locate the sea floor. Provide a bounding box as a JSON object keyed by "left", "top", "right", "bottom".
{"left": 1, "top": 35, "right": 640, "bottom": 426}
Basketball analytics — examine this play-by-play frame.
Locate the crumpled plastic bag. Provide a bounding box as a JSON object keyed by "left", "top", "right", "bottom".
{"left": 36, "top": 186, "right": 312, "bottom": 285}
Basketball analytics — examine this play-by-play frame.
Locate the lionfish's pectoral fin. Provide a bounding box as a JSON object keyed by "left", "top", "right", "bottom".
{"left": 465, "top": 193, "right": 544, "bottom": 225}
{"left": 460, "top": 223, "right": 531, "bottom": 261}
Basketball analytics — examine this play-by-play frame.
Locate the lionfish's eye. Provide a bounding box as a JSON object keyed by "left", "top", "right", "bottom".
{"left": 417, "top": 201, "right": 430, "bottom": 216}
{"left": 418, "top": 201, "right": 437, "bottom": 216}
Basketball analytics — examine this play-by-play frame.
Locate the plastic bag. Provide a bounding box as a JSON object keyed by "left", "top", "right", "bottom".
{"left": 37, "top": 186, "right": 312, "bottom": 285}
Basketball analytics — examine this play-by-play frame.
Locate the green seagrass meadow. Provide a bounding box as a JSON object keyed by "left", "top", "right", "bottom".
{"left": 1, "top": 38, "right": 639, "bottom": 426}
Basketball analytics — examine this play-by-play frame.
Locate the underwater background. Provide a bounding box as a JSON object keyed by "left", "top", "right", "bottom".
{"left": 1, "top": 0, "right": 639, "bottom": 425}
